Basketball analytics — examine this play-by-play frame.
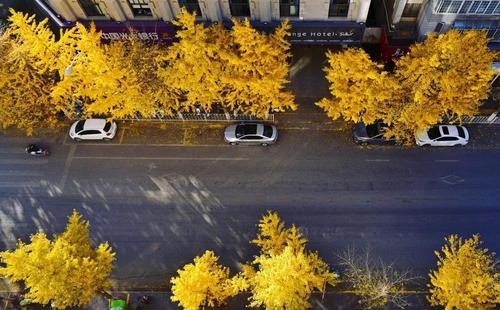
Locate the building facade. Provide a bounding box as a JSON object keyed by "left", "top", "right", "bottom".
{"left": 417, "top": 0, "right": 499, "bottom": 48}
{"left": 376, "top": 0, "right": 499, "bottom": 50}
{"left": 35, "top": 0, "right": 372, "bottom": 44}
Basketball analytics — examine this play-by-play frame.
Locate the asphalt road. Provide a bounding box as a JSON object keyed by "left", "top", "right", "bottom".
{"left": 0, "top": 128, "right": 499, "bottom": 305}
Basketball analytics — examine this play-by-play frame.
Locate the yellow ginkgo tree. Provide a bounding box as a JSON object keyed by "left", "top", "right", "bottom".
{"left": 222, "top": 19, "right": 296, "bottom": 117}
{"left": 317, "top": 30, "right": 495, "bottom": 142}
{"left": 391, "top": 30, "right": 496, "bottom": 140}
{"left": 170, "top": 250, "right": 246, "bottom": 310}
{"left": 7, "top": 9, "right": 159, "bottom": 120}
{"left": 428, "top": 234, "right": 500, "bottom": 310}
{"left": 242, "top": 211, "right": 338, "bottom": 310}
{"left": 0, "top": 24, "right": 59, "bottom": 134}
{"left": 0, "top": 210, "right": 116, "bottom": 309}
{"left": 50, "top": 23, "right": 158, "bottom": 119}
{"left": 316, "top": 48, "right": 402, "bottom": 126}
{"left": 155, "top": 9, "right": 227, "bottom": 113}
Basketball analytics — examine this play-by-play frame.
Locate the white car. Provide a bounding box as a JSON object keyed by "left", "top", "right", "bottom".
{"left": 415, "top": 125, "right": 469, "bottom": 147}
{"left": 69, "top": 119, "right": 117, "bottom": 141}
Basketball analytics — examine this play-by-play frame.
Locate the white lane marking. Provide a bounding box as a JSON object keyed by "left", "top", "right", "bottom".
{"left": 59, "top": 145, "right": 76, "bottom": 190}
{"left": 0, "top": 170, "right": 43, "bottom": 176}
{"left": 365, "top": 159, "right": 390, "bottom": 162}
{"left": 0, "top": 159, "right": 49, "bottom": 165}
{"left": 0, "top": 181, "right": 41, "bottom": 188}
{"left": 435, "top": 159, "right": 459, "bottom": 162}
{"left": 73, "top": 156, "right": 249, "bottom": 161}
{"left": 63, "top": 142, "right": 230, "bottom": 147}
{"left": 0, "top": 149, "right": 25, "bottom": 154}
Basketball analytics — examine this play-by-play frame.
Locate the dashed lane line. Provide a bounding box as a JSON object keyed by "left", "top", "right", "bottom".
{"left": 365, "top": 159, "right": 391, "bottom": 162}
{"left": 0, "top": 170, "right": 43, "bottom": 176}
{"left": 0, "top": 159, "right": 49, "bottom": 165}
{"left": 58, "top": 144, "right": 76, "bottom": 190}
{"left": 0, "top": 181, "right": 41, "bottom": 188}
{"left": 63, "top": 142, "right": 230, "bottom": 147}
{"left": 72, "top": 156, "right": 249, "bottom": 161}
{"left": 435, "top": 159, "right": 460, "bottom": 162}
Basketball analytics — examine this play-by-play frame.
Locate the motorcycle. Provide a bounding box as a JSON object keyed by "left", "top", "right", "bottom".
{"left": 25, "top": 144, "right": 50, "bottom": 156}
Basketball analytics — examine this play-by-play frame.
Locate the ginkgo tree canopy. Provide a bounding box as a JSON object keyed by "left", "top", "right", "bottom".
{"left": 317, "top": 30, "right": 495, "bottom": 142}
{"left": 0, "top": 210, "right": 115, "bottom": 309}
{"left": 428, "top": 234, "right": 500, "bottom": 310}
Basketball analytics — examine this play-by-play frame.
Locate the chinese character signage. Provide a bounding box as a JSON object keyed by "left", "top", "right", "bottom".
{"left": 89, "top": 20, "right": 176, "bottom": 43}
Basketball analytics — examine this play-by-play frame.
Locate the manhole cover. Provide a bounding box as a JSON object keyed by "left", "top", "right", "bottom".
{"left": 440, "top": 175, "right": 465, "bottom": 185}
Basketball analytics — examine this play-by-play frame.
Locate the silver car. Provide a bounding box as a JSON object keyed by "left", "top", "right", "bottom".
{"left": 224, "top": 123, "right": 278, "bottom": 146}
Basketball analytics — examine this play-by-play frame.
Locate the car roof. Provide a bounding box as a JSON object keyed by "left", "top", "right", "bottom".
{"left": 83, "top": 119, "right": 106, "bottom": 130}
{"left": 438, "top": 125, "right": 459, "bottom": 137}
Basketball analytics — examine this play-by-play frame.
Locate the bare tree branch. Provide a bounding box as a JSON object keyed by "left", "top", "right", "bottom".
{"left": 338, "top": 246, "right": 419, "bottom": 309}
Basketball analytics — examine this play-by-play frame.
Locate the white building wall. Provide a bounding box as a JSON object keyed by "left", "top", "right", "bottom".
{"left": 46, "top": 0, "right": 366, "bottom": 23}
{"left": 49, "top": 0, "right": 78, "bottom": 20}
{"left": 355, "top": 0, "right": 370, "bottom": 22}
{"left": 152, "top": 0, "right": 175, "bottom": 20}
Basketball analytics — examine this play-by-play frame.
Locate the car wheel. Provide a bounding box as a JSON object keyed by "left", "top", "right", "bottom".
{"left": 103, "top": 137, "right": 111, "bottom": 141}
{"left": 422, "top": 144, "right": 430, "bottom": 147}
{"left": 230, "top": 142, "right": 238, "bottom": 146}
{"left": 361, "top": 142, "right": 368, "bottom": 146}
{"left": 74, "top": 137, "right": 81, "bottom": 142}
{"left": 261, "top": 143, "right": 268, "bottom": 146}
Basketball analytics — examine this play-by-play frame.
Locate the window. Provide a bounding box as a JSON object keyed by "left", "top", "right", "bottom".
{"left": 103, "top": 122, "right": 112, "bottom": 132}
{"left": 438, "top": 0, "right": 452, "bottom": 12}
{"left": 229, "top": 0, "right": 250, "bottom": 16}
{"left": 436, "top": 0, "right": 498, "bottom": 13}
{"left": 179, "top": 0, "right": 201, "bottom": 16}
{"left": 485, "top": 1, "right": 497, "bottom": 12}
{"left": 437, "top": 136, "right": 458, "bottom": 141}
{"left": 427, "top": 127, "right": 441, "bottom": 140}
{"left": 449, "top": 1, "right": 462, "bottom": 12}
{"left": 78, "top": 0, "right": 104, "bottom": 16}
{"left": 280, "top": 0, "right": 299, "bottom": 16}
{"left": 402, "top": 3, "right": 421, "bottom": 17}
{"left": 236, "top": 124, "right": 257, "bottom": 138}
{"left": 80, "top": 130, "right": 101, "bottom": 135}
{"left": 477, "top": 1, "right": 490, "bottom": 12}
{"left": 459, "top": 1, "right": 472, "bottom": 13}
{"left": 329, "top": 0, "right": 349, "bottom": 17}
{"left": 495, "top": 2, "right": 500, "bottom": 12}
{"left": 457, "top": 127, "right": 466, "bottom": 138}
{"left": 469, "top": 1, "right": 481, "bottom": 13}
{"left": 75, "top": 120, "right": 85, "bottom": 133}
{"left": 263, "top": 126, "right": 273, "bottom": 138}
{"left": 127, "top": 0, "right": 152, "bottom": 16}
{"left": 243, "top": 135, "right": 263, "bottom": 140}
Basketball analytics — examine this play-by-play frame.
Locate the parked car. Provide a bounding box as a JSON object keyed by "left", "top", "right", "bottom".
{"left": 352, "top": 121, "right": 396, "bottom": 145}
{"left": 224, "top": 123, "right": 278, "bottom": 146}
{"left": 69, "top": 119, "right": 117, "bottom": 141}
{"left": 415, "top": 125, "right": 469, "bottom": 147}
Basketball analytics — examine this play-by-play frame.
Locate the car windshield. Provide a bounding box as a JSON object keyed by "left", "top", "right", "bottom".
{"left": 366, "top": 124, "right": 381, "bottom": 138}
{"left": 427, "top": 127, "right": 441, "bottom": 140}
{"left": 457, "top": 126, "right": 465, "bottom": 138}
{"left": 236, "top": 124, "right": 257, "bottom": 138}
{"left": 104, "top": 122, "right": 112, "bottom": 132}
{"left": 75, "top": 120, "right": 85, "bottom": 133}
{"left": 442, "top": 126, "right": 449, "bottom": 135}
{"left": 263, "top": 125, "right": 273, "bottom": 138}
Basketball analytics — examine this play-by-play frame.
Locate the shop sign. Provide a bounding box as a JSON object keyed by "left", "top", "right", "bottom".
{"left": 289, "top": 27, "right": 363, "bottom": 43}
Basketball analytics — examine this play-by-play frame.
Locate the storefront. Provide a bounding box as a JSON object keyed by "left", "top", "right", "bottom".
{"left": 86, "top": 20, "right": 365, "bottom": 46}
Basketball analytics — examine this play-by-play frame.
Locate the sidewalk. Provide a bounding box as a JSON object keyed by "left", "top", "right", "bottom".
{"left": 0, "top": 290, "right": 433, "bottom": 310}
